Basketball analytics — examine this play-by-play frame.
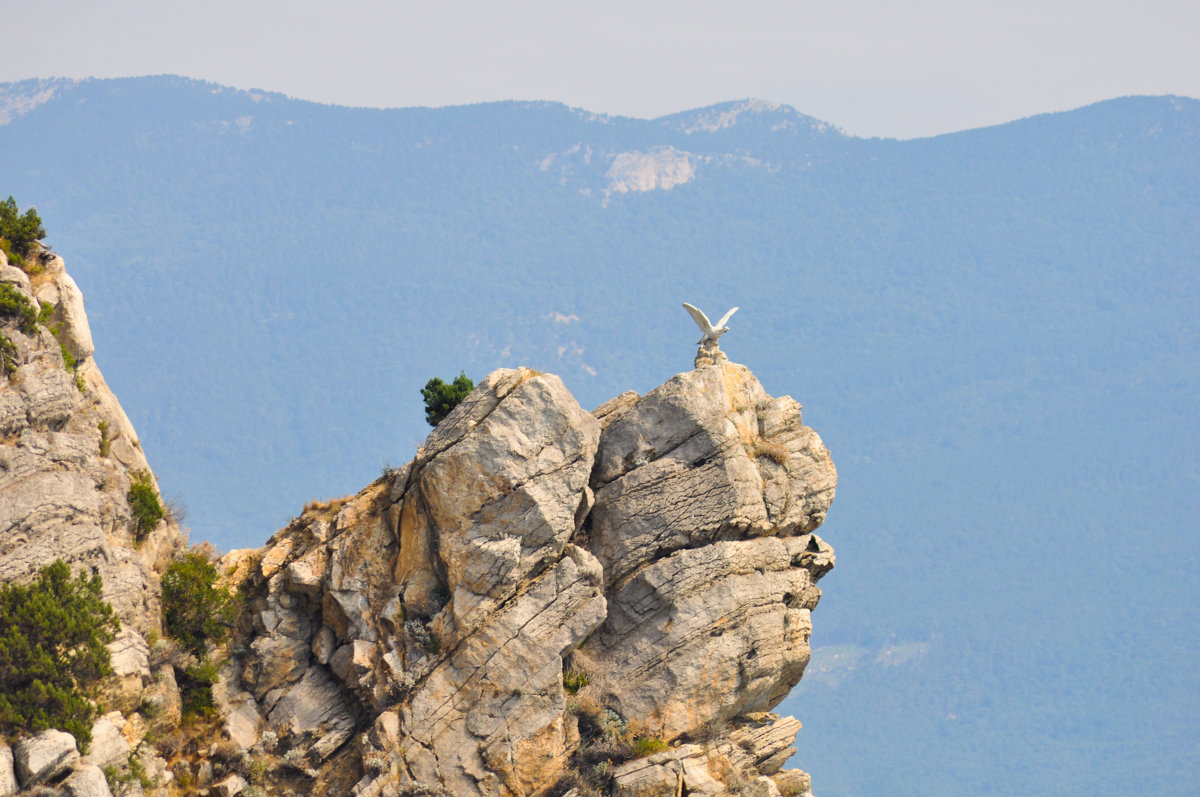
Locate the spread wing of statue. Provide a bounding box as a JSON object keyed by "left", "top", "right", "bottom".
{"left": 682, "top": 303, "right": 739, "bottom": 345}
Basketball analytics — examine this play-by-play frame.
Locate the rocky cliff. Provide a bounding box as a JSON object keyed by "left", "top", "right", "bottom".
{"left": 0, "top": 247, "right": 187, "bottom": 794}
{"left": 1, "top": 249, "right": 837, "bottom": 797}
{"left": 213, "top": 361, "right": 836, "bottom": 797}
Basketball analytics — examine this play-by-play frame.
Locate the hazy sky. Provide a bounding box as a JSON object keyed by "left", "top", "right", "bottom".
{"left": 4, "top": 0, "right": 1197, "bottom": 138}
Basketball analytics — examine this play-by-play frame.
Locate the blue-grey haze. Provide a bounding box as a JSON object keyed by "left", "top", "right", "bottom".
{"left": 1, "top": 76, "right": 1197, "bottom": 795}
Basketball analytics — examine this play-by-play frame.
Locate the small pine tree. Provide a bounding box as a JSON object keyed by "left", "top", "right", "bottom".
{"left": 126, "top": 470, "right": 164, "bottom": 541}
{"left": 421, "top": 371, "right": 475, "bottom": 426}
{"left": 0, "top": 560, "right": 120, "bottom": 747}
{"left": 161, "top": 552, "right": 239, "bottom": 659}
{"left": 0, "top": 283, "right": 39, "bottom": 335}
{"left": 0, "top": 197, "right": 46, "bottom": 270}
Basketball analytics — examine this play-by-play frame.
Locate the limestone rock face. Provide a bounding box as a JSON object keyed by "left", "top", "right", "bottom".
{"left": 1, "top": 248, "right": 841, "bottom": 795}
{"left": 217, "top": 361, "right": 836, "bottom": 796}
{"left": 219, "top": 369, "right": 608, "bottom": 795}
{"left": 0, "top": 251, "right": 186, "bottom": 797}
{"left": 580, "top": 363, "right": 835, "bottom": 737}
{"left": 590, "top": 362, "right": 835, "bottom": 588}
{"left": 62, "top": 764, "right": 114, "bottom": 797}
{"left": 0, "top": 251, "right": 185, "bottom": 720}
{"left": 583, "top": 535, "right": 832, "bottom": 738}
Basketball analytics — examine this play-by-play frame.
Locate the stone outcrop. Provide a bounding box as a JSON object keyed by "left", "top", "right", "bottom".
{"left": 1, "top": 248, "right": 184, "bottom": 795}
{"left": 14, "top": 729, "right": 79, "bottom": 786}
{"left": 608, "top": 715, "right": 811, "bottom": 797}
{"left": 62, "top": 765, "right": 114, "bottom": 797}
{"left": 2, "top": 244, "right": 838, "bottom": 796}
{"left": 0, "top": 249, "right": 184, "bottom": 644}
{"left": 214, "top": 357, "right": 836, "bottom": 796}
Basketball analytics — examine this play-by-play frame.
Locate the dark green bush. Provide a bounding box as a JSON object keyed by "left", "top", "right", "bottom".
{"left": 127, "top": 470, "right": 164, "bottom": 541}
{"left": 0, "top": 560, "right": 121, "bottom": 747}
{"left": 162, "top": 552, "right": 239, "bottom": 659}
{"left": 177, "top": 658, "right": 220, "bottom": 718}
{"left": 421, "top": 371, "right": 474, "bottom": 426}
{"left": 0, "top": 196, "right": 46, "bottom": 269}
{"left": 0, "top": 283, "right": 38, "bottom": 335}
{"left": 60, "top": 343, "right": 77, "bottom": 373}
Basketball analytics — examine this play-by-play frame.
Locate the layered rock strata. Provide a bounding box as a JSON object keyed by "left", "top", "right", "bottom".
{"left": 217, "top": 360, "right": 836, "bottom": 796}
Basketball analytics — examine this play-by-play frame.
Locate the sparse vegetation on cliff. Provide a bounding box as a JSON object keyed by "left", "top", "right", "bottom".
{"left": 127, "top": 470, "right": 164, "bottom": 541}
{"left": 0, "top": 559, "right": 120, "bottom": 747}
{"left": 163, "top": 551, "right": 240, "bottom": 720}
{"left": 162, "top": 551, "right": 240, "bottom": 659}
{"left": 555, "top": 697, "right": 672, "bottom": 795}
{"left": 0, "top": 331, "right": 15, "bottom": 375}
{"left": 0, "top": 282, "right": 38, "bottom": 335}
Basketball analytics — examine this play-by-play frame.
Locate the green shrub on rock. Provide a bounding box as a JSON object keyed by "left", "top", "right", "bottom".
{"left": 0, "top": 196, "right": 46, "bottom": 270}
{"left": 0, "top": 283, "right": 38, "bottom": 335}
{"left": 163, "top": 552, "right": 240, "bottom": 719}
{"left": 0, "top": 331, "right": 15, "bottom": 375}
{"left": 421, "top": 371, "right": 474, "bottom": 426}
{"left": 126, "top": 470, "right": 164, "bottom": 541}
{"left": 0, "top": 560, "right": 121, "bottom": 747}
{"left": 177, "top": 658, "right": 220, "bottom": 718}
{"left": 162, "top": 552, "right": 239, "bottom": 659}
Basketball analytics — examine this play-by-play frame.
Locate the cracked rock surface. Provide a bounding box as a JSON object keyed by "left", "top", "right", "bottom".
{"left": 4, "top": 247, "right": 837, "bottom": 796}
{"left": 219, "top": 361, "right": 836, "bottom": 796}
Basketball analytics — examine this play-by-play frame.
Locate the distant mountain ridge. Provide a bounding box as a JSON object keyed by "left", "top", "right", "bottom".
{"left": 1, "top": 76, "right": 1197, "bottom": 796}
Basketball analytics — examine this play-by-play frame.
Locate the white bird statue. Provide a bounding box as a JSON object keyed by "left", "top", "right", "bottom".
{"left": 682, "top": 303, "right": 739, "bottom": 345}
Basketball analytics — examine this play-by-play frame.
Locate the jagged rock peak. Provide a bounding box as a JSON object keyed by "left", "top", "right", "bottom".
{"left": 218, "top": 360, "right": 836, "bottom": 796}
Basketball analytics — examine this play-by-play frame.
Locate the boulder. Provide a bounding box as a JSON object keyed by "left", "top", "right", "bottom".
{"left": 0, "top": 265, "right": 29, "bottom": 292}
{"left": 82, "top": 712, "right": 131, "bottom": 769}
{"left": 225, "top": 700, "right": 263, "bottom": 750}
{"left": 329, "top": 640, "right": 376, "bottom": 687}
{"left": 53, "top": 272, "right": 95, "bottom": 362}
{"left": 14, "top": 729, "right": 79, "bottom": 785}
{"left": 214, "top": 773, "right": 247, "bottom": 796}
{"left": 62, "top": 764, "right": 114, "bottom": 797}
